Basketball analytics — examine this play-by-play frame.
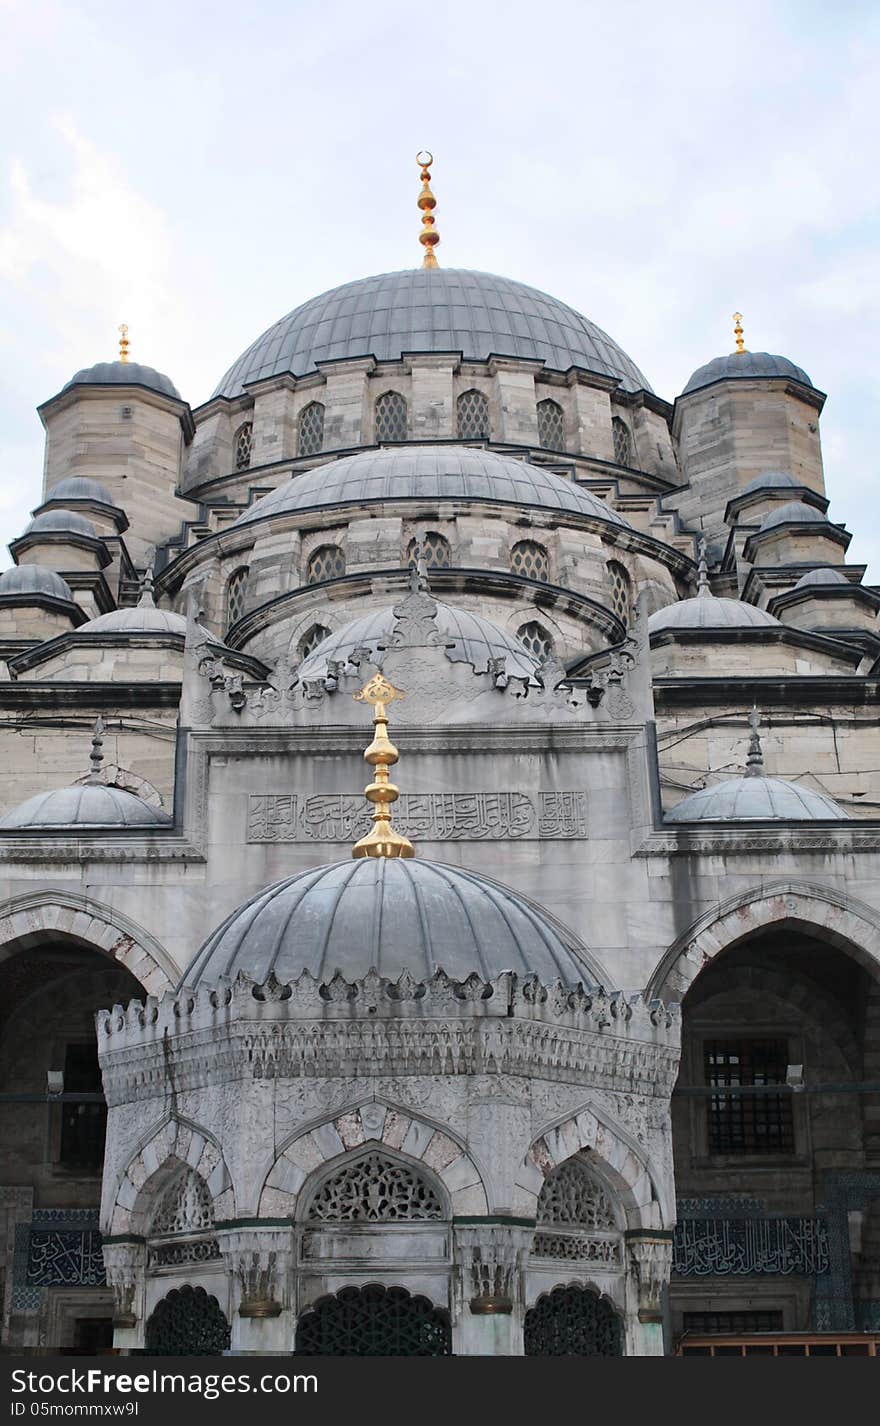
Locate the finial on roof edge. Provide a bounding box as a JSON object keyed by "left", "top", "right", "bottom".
{"left": 137, "top": 567, "right": 156, "bottom": 608}
{"left": 118, "top": 323, "right": 130, "bottom": 364}
{"left": 352, "top": 673, "right": 414, "bottom": 859}
{"left": 88, "top": 716, "right": 105, "bottom": 784}
{"left": 733, "top": 311, "right": 747, "bottom": 354}
{"left": 417, "top": 151, "right": 439, "bottom": 269}
{"left": 696, "top": 538, "right": 710, "bottom": 596}
{"left": 745, "top": 704, "right": 764, "bottom": 777}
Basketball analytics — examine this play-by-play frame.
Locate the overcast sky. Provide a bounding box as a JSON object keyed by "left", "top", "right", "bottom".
{"left": 1, "top": 0, "right": 877, "bottom": 576}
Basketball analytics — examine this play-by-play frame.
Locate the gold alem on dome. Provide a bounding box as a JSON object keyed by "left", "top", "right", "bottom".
{"left": 417, "top": 151, "right": 439, "bottom": 269}
{"left": 732, "top": 311, "right": 747, "bottom": 354}
{"left": 118, "top": 323, "right": 131, "bottom": 363}
{"left": 351, "top": 673, "right": 415, "bottom": 859}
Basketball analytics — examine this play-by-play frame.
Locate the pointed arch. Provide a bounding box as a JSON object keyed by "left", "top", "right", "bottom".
{"left": 0, "top": 889, "right": 176, "bottom": 994}
{"left": 105, "top": 1116, "right": 234, "bottom": 1237}
{"left": 525, "top": 1100, "right": 670, "bottom": 1229}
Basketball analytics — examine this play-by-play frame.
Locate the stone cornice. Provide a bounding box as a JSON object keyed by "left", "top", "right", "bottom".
{"left": 652, "top": 674, "right": 878, "bottom": 708}
{"left": 636, "top": 823, "right": 880, "bottom": 856}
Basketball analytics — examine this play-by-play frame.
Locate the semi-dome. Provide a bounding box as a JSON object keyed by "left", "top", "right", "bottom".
{"left": 232, "top": 445, "right": 631, "bottom": 528}
{"left": 760, "top": 500, "right": 827, "bottom": 531}
{"left": 63, "top": 360, "right": 180, "bottom": 400}
{"left": 795, "top": 567, "right": 850, "bottom": 589}
{"left": 23, "top": 509, "right": 98, "bottom": 539}
{"left": 47, "top": 476, "right": 116, "bottom": 506}
{"left": 682, "top": 351, "right": 813, "bottom": 396}
{"left": 648, "top": 591, "right": 779, "bottom": 633}
{"left": 0, "top": 565, "right": 73, "bottom": 601}
{"left": 0, "top": 783, "right": 172, "bottom": 831}
{"left": 298, "top": 600, "right": 539, "bottom": 681}
{"left": 741, "top": 471, "right": 802, "bottom": 495}
{"left": 182, "top": 857, "right": 595, "bottom": 988}
{"left": 666, "top": 776, "right": 848, "bottom": 822}
{"left": 212, "top": 268, "right": 652, "bottom": 399}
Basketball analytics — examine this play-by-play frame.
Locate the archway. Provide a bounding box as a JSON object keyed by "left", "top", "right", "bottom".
{"left": 524, "top": 1284, "right": 623, "bottom": 1356}
{"left": 144, "top": 1285, "right": 230, "bottom": 1355}
{"left": 294, "top": 1284, "right": 451, "bottom": 1356}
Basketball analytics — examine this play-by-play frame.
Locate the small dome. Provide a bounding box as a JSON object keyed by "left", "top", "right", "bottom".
{"left": 232, "top": 446, "right": 630, "bottom": 529}
{"left": 795, "top": 568, "right": 850, "bottom": 589}
{"left": 0, "top": 783, "right": 172, "bottom": 831}
{"left": 760, "top": 500, "right": 827, "bottom": 531}
{"left": 80, "top": 605, "right": 188, "bottom": 636}
{"left": 48, "top": 476, "right": 116, "bottom": 506}
{"left": 740, "top": 471, "right": 802, "bottom": 495}
{"left": 0, "top": 565, "right": 73, "bottom": 601}
{"left": 298, "top": 600, "right": 539, "bottom": 681}
{"left": 182, "top": 858, "right": 595, "bottom": 988}
{"left": 648, "top": 592, "right": 779, "bottom": 633}
{"left": 666, "top": 776, "right": 848, "bottom": 822}
{"left": 682, "top": 351, "right": 813, "bottom": 396}
{"left": 63, "top": 360, "right": 180, "bottom": 400}
{"left": 23, "top": 509, "right": 98, "bottom": 539}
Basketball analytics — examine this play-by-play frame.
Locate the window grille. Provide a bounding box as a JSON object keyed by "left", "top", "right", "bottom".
{"left": 683, "top": 1310, "right": 784, "bottom": 1336}
{"left": 705, "top": 1038, "right": 794, "bottom": 1154}
{"left": 306, "top": 1152, "right": 444, "bottom": 1222}
{"left": 298, "top": 402, "right": 325, "bottom": 456}
{"left": 524, "top": 1285, "right": 623, "bottom": 1357}
{"left": 144, "top": 1286, "right": 230, "bottom": 1356}
{"left": 536, "top": 1158, "right": 618, "bottom": 1229}
{"left": 406, "top": 532, "right": 451, "bottom": 570}
{"left": 225, "top": 568, "right": 248, "bottom": 628}
{"left": 456, "top": 389, "right": 490, "bottom": 439}
{"left": 510, "top": 540, "right": 549, "bottom": 582}
{"left": 606, "top": 560, "right": 632, "bottom": 624}
{"left": 299, "top": 624, "right": 332, "bottom": 661}
{"left": 58, "top": 1043, "right": 105, "bottom": 1173}
{"left": 612, "top": 416, "right": 632, "bottom": 466}
{"left": 537, "top": 398, "right": 565, "bottom": 450}
{"left": 150, "top": 1171, "right": 214, "bottom": 1236}
{"left": 233, "top": 422, "right": 253, "bottom": 471}
{"left": 517, "top": 621, "right": 553, "bottom": 661}
{"left": 294, "top": 1285, "right": 451, "bottom": 1357}
{"left": 306, "top": 545, "right": 346, "bottom": 584}
{"left": 375, "top": 391, "right": 408, "bottom": 442}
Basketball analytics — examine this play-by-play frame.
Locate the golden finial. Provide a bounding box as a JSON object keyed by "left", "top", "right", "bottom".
{"left": 118, "top": 323, "right": 130, "bottom": 363}
{"left": 416, "top": 151, "right": 439, "bottom": 270}
{"left": 732, "top": 312, "right": 747, "bottom": 354}
{"left": 352, "top": 673, "right": 414, "bottom": 859}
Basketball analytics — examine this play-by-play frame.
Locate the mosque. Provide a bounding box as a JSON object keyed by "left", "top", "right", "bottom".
{"left": 1, "top": 155, "right": 879, "bottom": 1358}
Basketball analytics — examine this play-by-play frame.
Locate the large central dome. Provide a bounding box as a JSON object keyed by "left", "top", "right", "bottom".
{"left": 212, "top": 268, "right": 651, "bottom": 398}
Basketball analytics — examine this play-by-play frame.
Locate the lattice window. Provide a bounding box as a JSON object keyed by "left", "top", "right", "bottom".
{"left": 683, "top": 1309, "right": 784, "bottom": 1336}
{"left": 306, "top": 1152, "right": 444, "bottom": 1222}
{"left": 375, "top": 390, "right": 408, "bottom": 442}
{"left": 150, "top": 1170, "right": 214, "bottom": 1236}
{"left": 517, "top": 621, "right": 553, "bottom": 661}
{"left": 298, "top": 401, "right": 325, "bottom": 456}
{"left": 233, "top": 422, "right": 253, "bottom": 471}
{"left": 306, "top": 544, "right": 346, "bottom": 584}
{"left": 524, "top": 1285, "right": 623, "bottom": 1357}
{"left": 510, "top": 540, "right": 549, "bottom": 582}
{"left": 226, "top": 567, "right": 248, "bottom": 628}
{"left": 537, "top": 398, "right": 565, "bottom": 450}
{"left": 299, "top": 623, "right": 332, "bottom": 661}
{"left": 606, "top": 560, "right": 632, "bottom": 625}
{"left": 294, "top": 1285, "right": 451, "bottom": 1356}
{"left": 612, "top": 416, "right": 632, "bottom": 466}
{"left": 705, "top": 1038, "right": 794, "bottom": 1155}
{"left": 144, "top": 1286, "right": 230, "bottom": 1356}
{"left": 456, "top": 389, "right": 490, "bottom": 439}
{"left": 536, "top": 1158, "right": 618, "bottom": 1230}
{"left": 406, "top": 532, "right": 451, "bottom": 570}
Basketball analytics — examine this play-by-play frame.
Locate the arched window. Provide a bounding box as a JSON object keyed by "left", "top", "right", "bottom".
{"left": 225, "top": 567, "right": 248, "bottom": 627}
{"left": 145, "top": 1286, "right": 230, "bottom": 1357}
{"left": 295, "top": 1285, "right": 451, "bottom": 1357}
{"left": 612, "top": 416, "right": 632, "bottom": 467}
{"left": 524, "top": 1285, "right": 623, "bottom": 1357}
{"left": 298, "top": 401, "right": 325, "bottom": 457}
{"left": 531, "top": 1157, "right": 623, "bottom": 1267}
{"left": 306, "top": 545, "right": 346, "bottom": 584}
{"left": 375, "top": 390, "right": 408, "bottom": 442}
{"left": 606, "top": 560, "right": 632, "bottom": 625}
{"left": 299, "top": 623, "right": 332, "bottom": 661}
{"left": 233, "top": 421, "right": 253, "bottom": 471}
{"left": 510, "top": 540, "right": 549, "bottom": 581}
{"left": 537, "top": 398, "right": 565, "bottom": 450}
{"left": 456, "top": 389, "right": 490, "bottom": 439}
{"left": 406, "top": 532, "right": 451, "bottom": 571}
{"left": 306, "top": 1151, "right": 444, "bottom": 1222}
{"left": 146, "top": 1169, "right": 220, "bottom": 1272}
{"left": 517, "top": 621, "right": 553, "bottom": 661}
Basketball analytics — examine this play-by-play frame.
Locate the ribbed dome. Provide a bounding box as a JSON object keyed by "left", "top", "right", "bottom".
{"left": 182, "top": 858, "right": 595, "bottom": 988}
{"left": 795, "top": 568, "right": 849, "bottom": 589}
{"left": 682, "top": 351, "right": 813, "bottom": 396}
{"left": 232, "top": 446, "right": 630, "bottom": 528}
{"left": 80, "top": 605, "right": 188, "bottom": 636}
{"left": 760, "top": 500, "right": 827, "bottom": 531}
{"left": 741, "top": 470, "right": 802, "bottom": 495}
{"left": 47, "top": 476, "right": 116, "bottom": 506}
{"left": 63, "top": 360, "right": 180, "bottom": 400}
{"left": 298, "top": 600, "right": 539, "bottom": 681}
{"left": 648, "top": 591, "right": 779, "bottom": 633}
{"left": 666, "top": 776, "right": 848, "bottom": 822}
{"left": 24, "top": 510, "right": 98, "bottom": 539}
{"left": 212, "top": 268, "right": 652, "bottom": 399}
{"left": 0, "top": 565, "right": 73, "bottom": 601}
{"left": 0, "top": 784, "right": 172, "bottom": 830}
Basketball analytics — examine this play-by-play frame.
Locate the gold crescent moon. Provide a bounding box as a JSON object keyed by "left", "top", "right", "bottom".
{"left": 416, "top": 150, "right": 433, "bottom": 168}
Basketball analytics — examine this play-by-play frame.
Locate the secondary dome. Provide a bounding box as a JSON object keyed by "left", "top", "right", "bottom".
{"left": 80, "top": 605, "right": 189, "bottom": 636}
{"left": 24, "top": 510, "right": 98, "bottom": 539}
{"left": 760, "top": 500, "right": 827, "bottom": 531}
{"left": 232, "top": 445, "right": 630, "bottom": 528}
{"left": 0, "top": 784, "right": 171, "bottom": 831}
{"left": 682, "top": 351, "right": 813, "bottom": 396}
{"left": 212, "top": 268, "right": 652, "bottom": 399}
{"left": 63, "top": 360, "right": 180, "bottom": 400}
{"left": 648, "top": 591, "right": 778, "bottom": 633}
{"left": 795, "top": 568, "right": 849, "bottom": 589}
{"left": 298, "top": 600, "right": 539, "bottom": 681}
{"left": 0, "top": 565, "right": 73, "bottom": 601}
{"left": 741, "top": 471, "right": 802, "bottom": 495}
{"left": 47, "top": 476, "right": 116, "bottom": 506}
{"left": 182, "top": 858, "right": 595, "bottom": 988}
{"left": 666, "top": 776, "right": 848, "bottom": 822}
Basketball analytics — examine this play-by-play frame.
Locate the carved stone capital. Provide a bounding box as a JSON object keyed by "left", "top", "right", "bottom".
{"left": 626, "top": 1231, "right": 673, "bottom": 1318}
{"left": 454, "top": 1224, "right": 532, "bottom": 1315}
{"left": 102, "top": 1240, "right": 145, "bottom": 1328}
{"left": 219, "top": 1228, "right": 294, "bottom": 1317}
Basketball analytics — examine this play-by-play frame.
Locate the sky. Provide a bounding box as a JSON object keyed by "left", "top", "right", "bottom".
{"left": 0, "top": 0, "right": 878, "bottom": 575}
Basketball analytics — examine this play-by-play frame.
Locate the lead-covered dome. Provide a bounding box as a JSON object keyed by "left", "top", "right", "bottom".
{"left": 666, "top": 776, "right": 848, "bottom": 822}
{"left": 682, "top": 351, "right": 813, "bottom": 396}
{"left": 24, "top": 510, "right": 98, "bottom": 539}
{"left": 212, "top": 268, "right": 652, "bottom": 398}
{"left": 648, "top": 590, "right": 779, "bottom": 633}
{"left": 182, "top": 858, "right": 595, "bottom": 988}
{"left": 0, "top": 565, "right": 73, "bottom": 601}
{"left": 63, "top": 360, "right": 180, "bottom": 400}
{"left": 0, "top": 783, "right": 171, "bottom": 830}
{"left": 232, "top": 445, "right": 631, "bottom": 528}
{"left": 47, "top": 476, "right": 116, "bottom": 506}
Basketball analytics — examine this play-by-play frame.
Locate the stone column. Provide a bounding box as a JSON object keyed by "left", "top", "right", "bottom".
{"left": 103, "top": 1241, "right": 146, "bottom": 1354}
{"left": 452, "top": 1223, "right": 532, "bottom": 1356}
{"left": 220, "top": 1228, "right": 295, "bottom": 1355}
{"left": 625, "top": 1231, "right": 673, "bottom": 1356}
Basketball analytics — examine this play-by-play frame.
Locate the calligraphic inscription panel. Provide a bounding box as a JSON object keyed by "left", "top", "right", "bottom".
{"left": 247, "top": 790, "right": 589, "bottom": 843}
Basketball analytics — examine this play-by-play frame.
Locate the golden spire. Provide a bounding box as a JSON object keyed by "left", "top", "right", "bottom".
{"left": 352, "top": 673, "right": 414, "bottom": 859}
{"left": 416, "top": 151, "right": 439, "bottom": 269}
{"left": 732, "top": 312, "right": 747, "bottom": 354}
{"left": 118, "top": 323, "right": 131, "bottom": 363}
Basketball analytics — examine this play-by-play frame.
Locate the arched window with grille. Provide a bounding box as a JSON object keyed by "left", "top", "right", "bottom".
{"left": 375, "top": 390, "right": 408, "bottom": 442}
{"left": 406, "top": 532, "right": 451, "bottom": 571}
{"left": 295, "top": 1285, "right": 451, "bottom": 1357}
{"left": 537, "top": 398, "right": 565, "bottom": 450}
{"left": 517, "top": 621, "right": 553, "bottom": 661}
{"left": 298, "top": 401, "right": 325, "bottom": 457}
{"left": 524, "top": 1285, "right": 623, "bottom": 1357}
{"left": 611, "top": 416, "right": 632, "bottom": 467}
{"left": 233, "top": 421, "right": 253, "bottom": 471}
{"left": 299, "top": 623, "right": 332, "bottom": 662}
{"left": 606, "top": 560, "right": 632, "bottom": 625}
{"left": 225, "top": 567, "right": 248, "bottom": 628}
{"left": 456, "top": 389, "right": 490, "bottom": 440}
{"left": 510, "top": 540, "right": 549, "bottom": 582}
{"left": 307, "top": 545, "right": 346, "bottom": 585}
{"left": 145, "top": 1286, "right": 230, "bottom": 1357}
